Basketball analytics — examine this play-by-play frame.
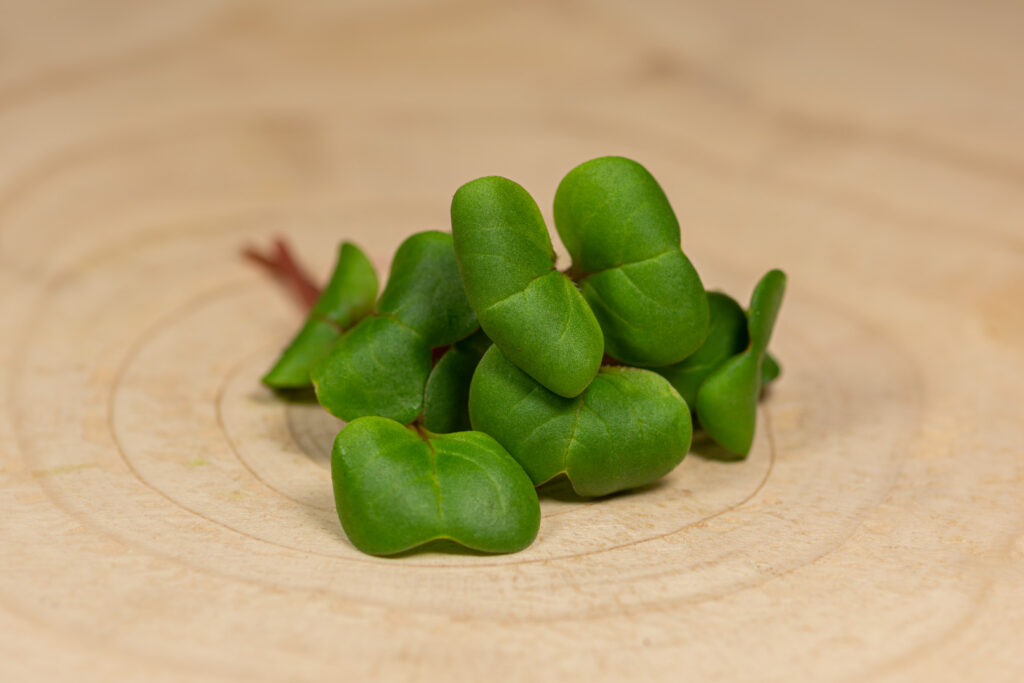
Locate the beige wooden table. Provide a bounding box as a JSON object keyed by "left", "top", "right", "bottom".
{"left": 1, "top": 1, "right": 1022, "bottom": 681}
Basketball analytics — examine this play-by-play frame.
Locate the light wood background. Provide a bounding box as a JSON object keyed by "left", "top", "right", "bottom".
{"left": 1, "top": 1, "right": 1022, "bottom": 681}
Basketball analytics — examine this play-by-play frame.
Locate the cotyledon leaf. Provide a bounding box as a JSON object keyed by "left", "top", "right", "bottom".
{"left": 422, "top": 329, "right": 492, "bottom": 434}
{"left": 312, "top": 315, "right": 432, "bottom": 425}
{"left": 451, "top": 176, "right": 603, "bottom": 398}
{"left": 469, "top": 345, "right": 692, "bottom": 497}
{"left": 376, "top": 230, "right": 478, "bottom": 348}
{"left": 312, "top": 231, "right": 478, "bottom": 424}
{"left": 695, "top": 269, "right": 787, "bottom": 456}
{"left": 262, "top": 242, "right": 378, "bottom": 389}
{"left": 331, "top": 417, "right": 540, "bottom": 555}
{"left": 553, "top": 156, "right": 709, "bottom": 366}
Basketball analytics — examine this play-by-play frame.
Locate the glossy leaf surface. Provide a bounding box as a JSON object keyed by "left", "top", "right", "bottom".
{"left": 469, "top": 346, "right": 692, "bottom": 497}
{"left": 696, "top": 270, "right": 786, "bottom": 455}
{"left": 332, "top": 417, "right": 540, "bottom": 555}
{"left": 553, "top": 156, "right": 708, "bottom": 366}
{"left": 451, "top": 176, "right": 603, "bottom": 398}
{"left": 263, "top": 242, "right": 378, "bottom": 388}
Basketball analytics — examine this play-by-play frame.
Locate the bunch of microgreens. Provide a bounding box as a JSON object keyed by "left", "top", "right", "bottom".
{"left": 255, "top": 156, "right": 786, "bottom": 556}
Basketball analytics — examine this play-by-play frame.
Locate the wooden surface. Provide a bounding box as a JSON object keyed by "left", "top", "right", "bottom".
{"left": 1, "top": 1, "right": 1023, "bottom": 681}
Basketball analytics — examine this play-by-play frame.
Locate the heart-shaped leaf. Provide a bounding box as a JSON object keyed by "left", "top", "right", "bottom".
{"left": 695, "top": 269, "right": 786, "bottom": 455}
{"left": 313, "top": 231, "right": 478, "bottom": 423}
{"left": 553, "top": 156, "right": 709, "bottom": 366}
{"left": 262, "top": 242, "right": 378, "bottom": 389}
{"left": 451, "top": 176, "right": 604, "bottom": 398}
{"left": 469, "top": 346, "right": 692, "bottom": 497}
{"left": 332, "top": 417, "right": 540, "bottom": 555}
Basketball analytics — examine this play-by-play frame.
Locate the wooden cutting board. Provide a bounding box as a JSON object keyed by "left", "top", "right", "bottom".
{"left": 1, "top": 1, "right": 1022, "bottom": 680}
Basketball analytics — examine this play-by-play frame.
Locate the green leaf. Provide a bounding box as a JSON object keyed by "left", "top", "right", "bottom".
{"left": 422, "top": 329, "right": 492, "bottom": 433}
{"left": 553, "top": 156, "right": 708, "bottom": 366}
{"left": 747, "top": 269, "right": 786, "bottom": 354}
{"left": 451, "top": 176, "right": 603, "bottom": 398}
{"left": 262, "top": 242, "right": 378, "bottom": 389}
{"left": 696, "top": 269, "right": 787, "bottom": 456}
{"left": 469, "top": 346, "right": 692, "bottom": 497}
{"left": 331, "top": 417, "right": 540, "bottom": 555}
{"left": 312, "top": 232, "right": 479, "bottom": 424}
{"left": 376, "top": 231, "right": 478, "bottom": 347}
{"left": 312, "top": 316, "right": 431, "bottom": 424}
{"left": 653, "top": 291, "right": 748, "bottom": 407}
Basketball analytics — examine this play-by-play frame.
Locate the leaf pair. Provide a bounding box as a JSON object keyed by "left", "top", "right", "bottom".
{"left": 312, "top": 231, "right": 478, "bottom": 425}
{"left": 655, "top": 270, "right": 786, "bottom": 456}
{"left": 469, "top": 346, "right": 692, "bottom": 497}
{"left": 332, "top": 417, "right": 540, "bottom": 555}
{"left": 553, "top": 157, "right": 709, "bottom": 366}
{"left": 450, "top": 178, "right": 605, "bottom": 398}
{"left": 450, "top": 156, "right": 710, "bottom": 402}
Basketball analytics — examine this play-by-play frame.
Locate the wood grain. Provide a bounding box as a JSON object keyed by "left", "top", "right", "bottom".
{"left": 1, "top": 1, "right": 1022, "bottom": 680}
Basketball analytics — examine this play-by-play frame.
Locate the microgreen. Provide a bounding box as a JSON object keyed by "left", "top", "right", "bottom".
{"left": 553, "top": 156, "right": 709, "bottom": 366}
{"left": 254, "top": 157, "right": 788, "bottom": 557}
{"left": 451, "top": 176, "right": 604, "bottom": 398}
{"left": 332, "top": 417, "right": 540, "bottom": 555}
{"left": 695, "top": 270, "right": 787, "bottom": 456}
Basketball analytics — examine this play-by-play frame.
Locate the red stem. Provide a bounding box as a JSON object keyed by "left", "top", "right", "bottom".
{"left": 243, "top": 238, "right": 322, "bottom": 310}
